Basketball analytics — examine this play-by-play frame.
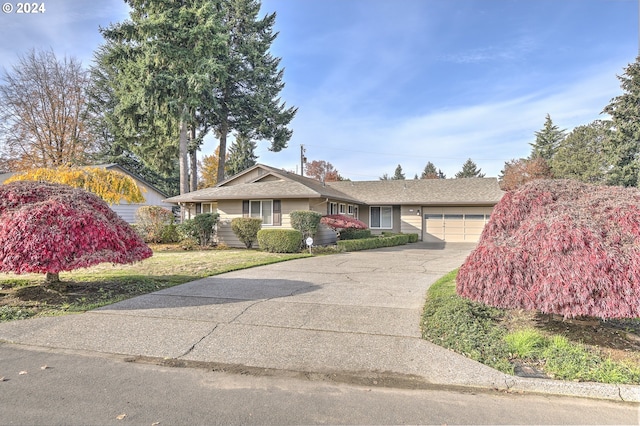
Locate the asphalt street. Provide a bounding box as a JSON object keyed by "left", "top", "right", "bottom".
{"left": 1, "top": 344, "right": 638, "bottom": 425}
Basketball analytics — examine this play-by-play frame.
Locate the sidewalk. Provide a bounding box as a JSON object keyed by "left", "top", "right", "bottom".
{"left": 0, "top": 243, "right": 637, "bottom": 402}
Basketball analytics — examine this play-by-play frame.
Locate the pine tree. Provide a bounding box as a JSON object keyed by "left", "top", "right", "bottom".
{"left": 210, "top": 0, "right": 297, "bottom": 183}
{"left": 392, "top": 164, "right": 405, "bottom": 180}
{"left": 99, "top": 0, "right": 225, "bottom": 195}
{"left": 455, "top": 158, "right": 485, "bottom": 178}
{"left": 225, "top": 133, "right": 258, "bottom": 177}
{"left": 603, "top": 57, "right": 640, "bottom": 187}
{"left": 551, "top": 120, "right": 610, "bottom": 184}
{"left": 421, "top": 161, "right": 438, "bottom": 179}
{"left": 530, "top": 114, "right": 565, "bottom": 161}
{"left": 88, "top": 43, "right": 180, "bottom": 196}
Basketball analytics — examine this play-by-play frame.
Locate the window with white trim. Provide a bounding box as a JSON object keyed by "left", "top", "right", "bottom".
{"left": 370, "top": 206, "right": 392, "bottom": 229}
{"left": 329, "top": 202, "right": 338, "bottom": 215}
{"left": 201, "top": 203, "right": 214, "bottom": 214}
{"left": 347, "top": 204, "right": 354, "bottom": 215}
{"left": 339, "top": 203, "right": 346, "bottom": 214}
{"left": 250, "top": 200, "right": 273, "bottom": 225}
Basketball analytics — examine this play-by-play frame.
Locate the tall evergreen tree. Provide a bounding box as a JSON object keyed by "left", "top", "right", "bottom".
{"left": 603, "top": 57, "right": 640, "bottom": 187}
{"left": 530, "top": 114, "right": 565, "bottom": 161}
{"left": 551, "top": 120, "right": 610, "bottom": 184}
{"left": 421, "top": 161, "right": 438, "bottom": 179}
{"left": 210, "top": 0, "right": 297, "bottom": 183}
{"left": 392, "top": 164, "right": 405, "bottom": 180}
{"left": 225, "top": 133, "right": 258, "bottom": 177}
{"left": 88, "top": 43, "right": 180, "bottom": 196}
{"left": 99, "top": 0, "right": 225, "bottom": 195}
{"left": 455, "top": 158, "right": 485, "bottom": 178}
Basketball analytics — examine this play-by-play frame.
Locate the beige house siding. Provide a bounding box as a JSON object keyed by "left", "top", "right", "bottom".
{"left": 215, "top": 200, "right": 245, "bottom": 247}
{"left": 213, "top": 198, "right": 340, "bottom": 248}
{"left": 400, "top": 205, "right": 422, "bottom": 236}
{"left": 223, "top": 167, "right": 276, "bottom": 186}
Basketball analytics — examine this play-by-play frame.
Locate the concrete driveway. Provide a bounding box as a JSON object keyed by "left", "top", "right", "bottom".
{"left": 0, "top": 243, "right": 637, "bottom": 401}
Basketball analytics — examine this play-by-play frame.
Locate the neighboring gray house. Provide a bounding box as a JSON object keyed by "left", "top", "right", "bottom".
{"left": 0, "top": 164, "right": 174, "bottom": 224}
{"left": 165, "top": 164, "right": 505, "bottom": 247}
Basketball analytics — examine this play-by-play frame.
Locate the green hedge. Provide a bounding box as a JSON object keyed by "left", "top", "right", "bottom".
{"left": 231, "top": 218, "right": 263, "bottom": 249}
{"left": 339, "top": 228, "right": 372, "bottom": 240}
{"left": 337, "top": 233, "right": 418, "bottom": 251}
{"left": 257, "top": 229, "right": 303, "bottom": 253}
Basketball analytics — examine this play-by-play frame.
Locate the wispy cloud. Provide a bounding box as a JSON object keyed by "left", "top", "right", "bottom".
{"left": 256, "top": 59, "right": 625, "bottom": 180}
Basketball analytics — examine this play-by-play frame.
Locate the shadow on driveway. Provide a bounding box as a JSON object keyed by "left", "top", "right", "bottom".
{"left": 97, "top": 278, "right": 322, "bottom": 311}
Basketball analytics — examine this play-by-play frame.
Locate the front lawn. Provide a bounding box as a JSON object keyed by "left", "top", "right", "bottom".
{"left": 0, "top": 248, "right": 311, "bottom": 321}
{"left": 421, "top": 270, "right": 640, "bottom": 385}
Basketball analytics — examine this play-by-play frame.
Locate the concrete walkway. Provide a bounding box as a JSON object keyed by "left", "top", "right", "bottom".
{"left": 0, "top": 243, "right": 638, "bottom": 402}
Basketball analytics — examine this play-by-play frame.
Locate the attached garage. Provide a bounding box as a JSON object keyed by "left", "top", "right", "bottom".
{"left": 422, "top": 206, "right": 494, "bottom": 243}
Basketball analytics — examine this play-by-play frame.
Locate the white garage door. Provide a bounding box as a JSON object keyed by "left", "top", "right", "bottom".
{"left": 423, "top": 207, "right": 493, "bottom": 243}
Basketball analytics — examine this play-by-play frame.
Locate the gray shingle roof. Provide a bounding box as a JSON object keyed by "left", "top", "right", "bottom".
{"left": 327, "top": 178, "right": 504, "bottom": 205}
{"left": 164, "top": 164, "right": 504, "bottom": 205}
{"left": 165, "top": 166, "right": 360, "bottom": 203}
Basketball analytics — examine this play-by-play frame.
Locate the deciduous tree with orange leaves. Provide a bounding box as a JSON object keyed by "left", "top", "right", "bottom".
{"left": 305, "top": 160, "right": 344, "bottom": 182}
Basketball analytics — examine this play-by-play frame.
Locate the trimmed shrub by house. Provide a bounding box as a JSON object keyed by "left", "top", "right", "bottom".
{"left": 290, "top": 210, "right": 323, "bottom": 240}
{"left": 178, "top": 213, "right": 219, "bottom": 247}
{"left": 257, "top": 229, "right": 303, "bottom": 253}
{"left": 339, "top": 228, "right": 372, "bottom": 240}
{"left": 135, "top": 206, "right": 177, "bottom": 243}
{"left": 457, "top": 179, "right": 640, "bottom": 319}
{"left": 231, "top": 218, "right": 263, "bottom": 248}
{"left": 337, "top": 234, "right": 415, "bottom": 251}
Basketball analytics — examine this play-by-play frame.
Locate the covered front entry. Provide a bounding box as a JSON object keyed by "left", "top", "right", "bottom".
{"left": 422, "top": 206, "right": 493, "bottom": 243}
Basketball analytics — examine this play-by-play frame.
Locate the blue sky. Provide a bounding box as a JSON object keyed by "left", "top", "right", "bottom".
{"left": 0, "top": 0, "right": 637, "bottom": 179}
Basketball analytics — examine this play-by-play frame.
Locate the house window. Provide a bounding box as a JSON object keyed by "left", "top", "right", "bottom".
{"left": 201, "top": 203, "right": 214, "bottom": 214}
{"left": 250, "top": 200, "right": 273, "bottom": 225}
{"left": 347, "top": 205, "right": 354, "bottom": 215}
{"left": 339, "top": 203, "right": 346, "bottom": 214}
{"left": 370, "top": 206, "right": 392, "bottom": 229}
{"left": 329, "top": 202, "right": 338, "bottom": 215}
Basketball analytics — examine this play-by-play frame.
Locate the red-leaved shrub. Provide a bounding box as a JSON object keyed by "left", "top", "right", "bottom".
{"left": 321, "top": 214, "right": 368, "bottom": 230}
{"left": 0, "top": 181, "right": 152, "bottom": 280}
{"left": 457, "top": 179, "right": 640, "bottom": 319}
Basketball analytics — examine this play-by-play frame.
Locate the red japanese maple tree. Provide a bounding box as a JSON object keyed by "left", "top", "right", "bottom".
{"left": 457, "top": 179, "right": 640, "bottom": 319}
{"left": 0, "top": 181, "right": 152, "bottom": 284}
{"left": 321, "top": 214, "right": 367, "bottom": 230}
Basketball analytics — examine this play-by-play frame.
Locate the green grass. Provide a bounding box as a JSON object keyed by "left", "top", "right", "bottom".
{"left": 421, "top": 269, "right": 640, "bottom": 384}
{"left": 0, "top": 248, "right": 312, "bottom": 320}
{"left": 506, "top": 330, "right": 640, "bottom": 384}
{"left": 421, "top": 270, "right": 513, "bottom": 374}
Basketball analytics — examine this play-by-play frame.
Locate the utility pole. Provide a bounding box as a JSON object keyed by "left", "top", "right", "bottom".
{"left": 300, "top": 144, "right": 307, "bottom": 176}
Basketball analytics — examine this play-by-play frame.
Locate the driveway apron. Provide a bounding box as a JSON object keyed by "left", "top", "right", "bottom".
{"left": 1, "top": 243, "right": 637, "bottom": 401}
